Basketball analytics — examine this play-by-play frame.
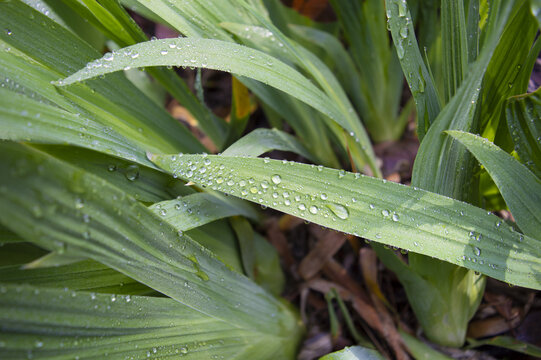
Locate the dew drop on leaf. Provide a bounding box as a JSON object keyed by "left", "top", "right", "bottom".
{"left": 271, "top": 174, "right": 282, "bottom": 184}
{"left": 125, "top": 165, "right": 139, "bottom": 181}
{"left": 326, "top": 203, "right": 349, "bottom": 220}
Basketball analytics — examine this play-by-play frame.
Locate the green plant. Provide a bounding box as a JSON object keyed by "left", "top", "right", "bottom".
{"left": 1, "top": 0, "right": 541, "bottom": 359}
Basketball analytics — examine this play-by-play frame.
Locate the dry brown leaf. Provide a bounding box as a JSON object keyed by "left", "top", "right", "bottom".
{"left": 298, "top": 227, "right": 346, "bottom": 280}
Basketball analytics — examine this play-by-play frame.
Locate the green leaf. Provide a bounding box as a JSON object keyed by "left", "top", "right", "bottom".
{"left": 0, "top": 89, "right": 153, "bottom": 168}
{"left": 319, "top": 346, "right": 384, "bottom": 360}
{"left": 0, "top": 142, "right": 303, "bottom": 359}
{"left": 506, "top": 89, "right": 541, "bottom": 178}
{"left": 412, "top": 0, "right": 520, "bottom": 201}
{"left": 446, "top": 130, "right": 541, "bottom": 239}
{"left": 149, "top": 192, "right": 259, "bottom": 231}
{"left": 34, "top": 145, "right": 193, "bottom": 203}
{"left": 0, "top": 1, "right": 205, "bottom": 154}
{"left": 400, "top": 330, "right": 454, "bottom": 360}
{"left": 149, "top": 153, "right": 541, "bottom": 290}
{"left": 0, "top": 283, "right": 258, "bottom": 359}
{"left": 0, "top": 260, "right": 150, "bottom": 295}
{"left": 60, "top": 36, "right": 379, "bottom": 174}
{"left": 530, "top": 0, "right": 541, "bottom": 28}
{"left": 441, "top": 0, "right": 468, "bottom": 102}
{"left": 223, "top": 128, "right": 315, "bottom": 161}
{"left": 385, "top": 0, "right": 442, "bottom": 140}
{"left": 467, "top": 335, "right": 541, "bottom": 357}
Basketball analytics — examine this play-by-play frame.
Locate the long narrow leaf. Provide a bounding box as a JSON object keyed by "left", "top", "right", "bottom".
{"left": 0, "top": 283, "right": 253, "bottom": 359}
{"left": 0, "top": 142, "right": 303, "bottom": 358}
{"left": 506, "top": 89, "right": 541, "bottom": 178}
{"left": 149, "top": 153, "right": 541, "bottom": 290}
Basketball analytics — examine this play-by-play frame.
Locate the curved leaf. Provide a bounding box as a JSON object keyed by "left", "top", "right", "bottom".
{"left": 223, "top": 128, "right": 315, "bottom": 161}
{"left": 59, "top": 37, "right": 378, "bottom": 174}
{"left": 446, "top": 131, "right": 541, "bottom": 239}
{"left": 506, "top": 89, "right": 541, "bottom": 178}
{"left": 149, "top": 153, "right": 541, "bottom": 290}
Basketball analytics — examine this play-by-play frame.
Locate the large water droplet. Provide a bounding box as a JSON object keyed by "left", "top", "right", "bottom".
{"left": 125, "top": 165, "right": 139, "bottom": 181}
{"left": 326, "top": 203, "right": 349, "bottom": 220}
{"left": 271, "top": 174, "right": 282, "bottom": 184}
{"left": 399, "top": 26, "right": 408, "bottom": 38}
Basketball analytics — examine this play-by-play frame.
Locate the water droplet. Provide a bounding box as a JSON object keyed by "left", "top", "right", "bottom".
{"left": 320, "top": 193, "right": 328, "bottom": 200}
{"left": 298, "top": 204, "right": 306, "bottom": 211}
{"left": 5, "top": 29, "right": 12, "bottom": 36}
{"left": 103, "top": 52, "right": 114, "bottom": 61}
{"left": 74, "top": 198, "right": 84, "bottom": 209}
{"left": 338, "top": 170, "right": 346, "bottom": 178}
{"left": 326, "top": 203, "right": 349, "bottom": 220}
{"left": 392, "top": 213, "right": 399, "bottom": 222}
{"left": 472, "top": 246, "right": 481, "bottom": 256}
{"left": 125, "top": 165, "right": 139, "bottom": 181}
{"left": 309, "top": 205, "right": 318, "bottom": 214}
{"left": 107, "top": 164, "right": 117, "bottom": 172}
{"left": 261, "top": 181, "right": 269, "bottom": 189}
{"left": 399, "top": 26, "right": 408, "bottom": 38}
{"left": 271, "top": 174, "right": 282, "bottom": 184}
{"left": 369, "top": 204, "right": 375, "bottom": 210}
{"left": 249, "top": 187, "right": 258, "bottom": 194}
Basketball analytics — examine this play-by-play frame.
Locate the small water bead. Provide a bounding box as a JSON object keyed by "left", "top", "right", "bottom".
{"left": 298, "top": 204, "right": 306, "bottom": 211}
{"left": 103, "top": 52, "right": 114, "bottom": 61}
{"left": 227, "top": 180, "right": 234, "bottom": 186}
{"left": 249, "top": 187, "right": 258, "bottom": 194}
{"left": 338, "top": 170, "right": 346, "bottom": 178}
{"left": 239, "top": 180, "right": 246, "bottom": 187}
{"left": 261, "top": 181, "right": 269, "bottom": 189}
{"left": 320, "top": 193, "right": 328, "bottom": 200}
{"left": 75, "top": 198, "right": 84, "bottom": 209}
{"left": 309, "top": 205, "right": 318, "bottom": 214}
{"left": 392, "top": 213, "right": 399, "bottom": 222}
{"left": 369, "top": 204, "right": 375, "bottom": 210}
{"left": 381, "top": 209, "right": 390, "bottom": 217}
{"left": 271, "top": 174, "right": 282, "bottom": 184}
{"left": 284, "top": 199, "right": 291, "bottom": 206}
{"left": 472, "top": 246, "right": 481, "bottom": 256}
{"left": 107, "top": 163, "right": 117, "bottom": 171}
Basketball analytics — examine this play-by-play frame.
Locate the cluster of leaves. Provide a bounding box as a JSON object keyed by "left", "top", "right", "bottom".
{"left": 1, "top": 0, "right": 541, "bottom": 359}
